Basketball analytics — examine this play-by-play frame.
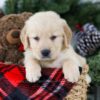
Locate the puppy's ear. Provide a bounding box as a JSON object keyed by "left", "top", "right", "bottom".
{"left": 62, "top": 20, "right": 72, "bottom": 48}
{"left": 20, "top": 25, "right": 29, "bottom": 50}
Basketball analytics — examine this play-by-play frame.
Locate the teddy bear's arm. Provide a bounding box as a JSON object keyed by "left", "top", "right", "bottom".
{"left": 0, "top": 48, "right": 6, "bottom": 62}
{"left": 5, "top": 49, "right": 24, "bottom": 64}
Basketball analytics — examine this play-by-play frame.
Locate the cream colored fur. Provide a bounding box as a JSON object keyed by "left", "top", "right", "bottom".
{"left": 20, "top": 11, "right": 89, "bottom": 83}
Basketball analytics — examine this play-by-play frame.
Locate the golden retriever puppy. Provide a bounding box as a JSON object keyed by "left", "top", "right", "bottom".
{"left": 20, "top": 11, "right": 87, "bottom": 83}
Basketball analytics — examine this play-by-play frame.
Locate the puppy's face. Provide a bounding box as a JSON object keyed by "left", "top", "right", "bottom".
{"left": 21, "top": 11, "right": 72, "bottom": 61}
{"left": 27, "top": 26, "right": 64, "bottom": 61}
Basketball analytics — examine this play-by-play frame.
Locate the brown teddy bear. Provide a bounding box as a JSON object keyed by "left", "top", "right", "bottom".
{"left": 0, "top": 12, "right": 32, "bottom": 64}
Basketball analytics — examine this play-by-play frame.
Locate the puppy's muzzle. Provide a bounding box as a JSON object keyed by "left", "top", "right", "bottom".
{"left": 41, "top": 49, "right": 51, "bottom": 58}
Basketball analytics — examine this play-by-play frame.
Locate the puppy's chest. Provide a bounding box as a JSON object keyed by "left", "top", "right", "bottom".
{"left": 40, "top": 51, "right": 69, "bottom": 68}
{"left": 40, "top": 58, "right": 65, "bottom": 68}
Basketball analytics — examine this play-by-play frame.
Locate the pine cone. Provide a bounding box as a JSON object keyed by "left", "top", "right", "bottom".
{"left": 75, "top": 23, "right": 100, "bottom": 56}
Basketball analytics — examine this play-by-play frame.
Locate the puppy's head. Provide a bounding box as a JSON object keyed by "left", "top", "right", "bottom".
{"left": 20, "top": 11, "right": 72, "bottom": 61}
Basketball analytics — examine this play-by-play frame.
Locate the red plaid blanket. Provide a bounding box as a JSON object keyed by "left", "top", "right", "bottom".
{"left": 0, "top": 62, "right": 75, "bottom": 100}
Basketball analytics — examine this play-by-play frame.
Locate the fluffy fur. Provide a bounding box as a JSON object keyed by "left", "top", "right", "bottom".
{"left": 0, "top": 12, "right": 32, "bottom": 64}
{"left": 20, "top": 11, "right": 87, "bottom": 83}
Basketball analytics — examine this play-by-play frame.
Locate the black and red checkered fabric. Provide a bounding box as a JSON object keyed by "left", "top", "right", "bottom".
{"left": 0, "top": 62, "right": 74, "bottom": 100}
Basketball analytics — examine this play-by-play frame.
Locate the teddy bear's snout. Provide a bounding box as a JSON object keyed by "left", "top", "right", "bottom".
{"left": 11, "top": 30, "right": 20, "bottom": 38}
{"left": 6, "top": 29, "right": 21, "bottom": 44}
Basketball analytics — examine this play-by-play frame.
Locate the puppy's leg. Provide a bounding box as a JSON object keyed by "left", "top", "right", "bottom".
{"left": 24, "top": 51, "right": 41, "bottom": 83}
{"left": 76, "top": 54, "right": 91, "bottom": 83}
{"left": 76, "top": 53, "right": 86, "bottom": 66}
{"left": 63, "top": 60, "right": 80, "bottom": 83}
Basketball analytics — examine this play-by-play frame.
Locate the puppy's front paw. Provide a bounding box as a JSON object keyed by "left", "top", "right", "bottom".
{"left": 63, "top": 63, "right": 80, "bottom": 83}
{"left": 26, "top": 67, "right": 41, "bottom": 83}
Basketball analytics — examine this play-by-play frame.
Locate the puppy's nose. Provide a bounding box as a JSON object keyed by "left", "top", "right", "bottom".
{"left": 41, "top": 49, "right": 50, "bottom": 57}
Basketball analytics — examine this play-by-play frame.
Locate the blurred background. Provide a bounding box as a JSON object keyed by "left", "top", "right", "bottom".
{"left": 0, "top": 0, "right": 100, "bottom": 29}
{"left": 0, "top": 0, "right": 100, "bottom": 100}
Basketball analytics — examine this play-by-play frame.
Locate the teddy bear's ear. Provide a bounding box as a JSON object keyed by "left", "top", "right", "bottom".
{"left": 19, "top": 12, "right": 33, "bottom": 22}
{"left": 20, "top": 25, "right": 29, "bottom": 50}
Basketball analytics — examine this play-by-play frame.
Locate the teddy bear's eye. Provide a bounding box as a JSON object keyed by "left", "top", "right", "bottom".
{"left": 33, "top": 36, "right": 40, "bottom": 41}
{"left": 50, "top": 35, "right": 57, "bottom": 40}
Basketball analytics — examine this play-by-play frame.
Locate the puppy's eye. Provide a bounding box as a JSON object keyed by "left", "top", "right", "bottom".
{"left": 50, "top": 35, "right": 57, "bottom": 40}
{"left": 33, "top": 37, "right": 39, "bottom": 41}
